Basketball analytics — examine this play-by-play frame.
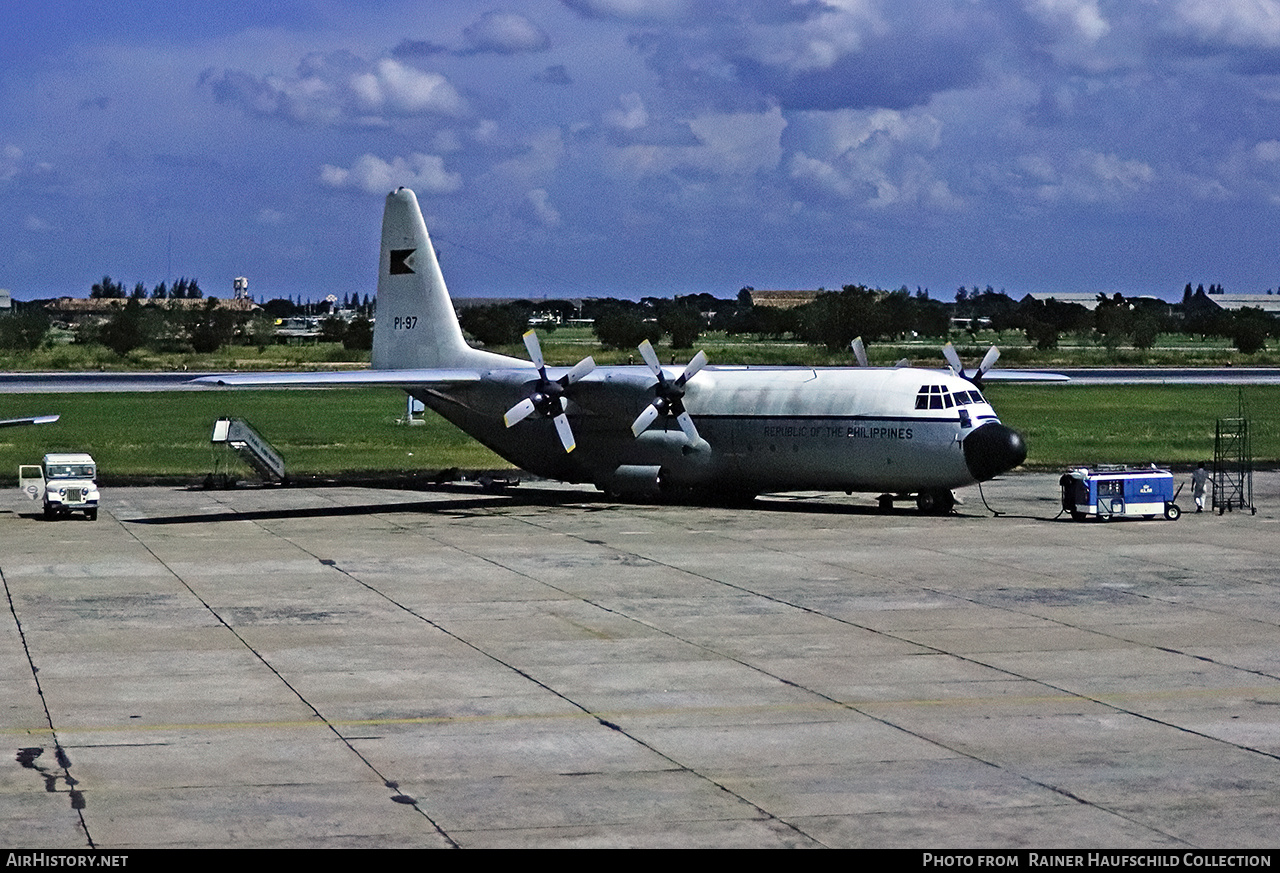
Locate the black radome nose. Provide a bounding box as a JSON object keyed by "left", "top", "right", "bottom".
{"left": 964, "top": 422, "right": 1027, "bottom": 482}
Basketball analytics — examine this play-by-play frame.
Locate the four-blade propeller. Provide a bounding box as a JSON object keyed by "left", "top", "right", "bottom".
{"left": 630, "top": 340, "right": 707, "bottom": 446}
{"left": 941, "top": 342, "right": 1000, "bottom": 386}
{"left": 503, "top": 330, "right": 595, "bottom": 453}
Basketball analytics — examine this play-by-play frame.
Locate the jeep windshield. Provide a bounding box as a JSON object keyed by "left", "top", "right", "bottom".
{"left": 46, "top": 464, "right": 95, "bottom": 479}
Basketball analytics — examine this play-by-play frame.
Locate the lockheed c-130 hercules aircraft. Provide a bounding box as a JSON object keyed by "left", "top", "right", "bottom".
{"left": 197, "top": 187, "right": 1065, "bottom": 513}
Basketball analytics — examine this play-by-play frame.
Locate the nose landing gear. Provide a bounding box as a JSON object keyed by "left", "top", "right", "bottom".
{"left": 915, "top": 489, "right": 956, "bottom": 515}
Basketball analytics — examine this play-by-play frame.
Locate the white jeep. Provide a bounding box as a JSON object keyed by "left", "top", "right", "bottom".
{"left": 20, "top": 453, "right": 100, "bottom": 521}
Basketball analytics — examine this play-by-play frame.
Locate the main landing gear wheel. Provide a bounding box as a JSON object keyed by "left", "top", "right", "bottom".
{"left": 916, "top": 489, "right": 955, "bottom": 515}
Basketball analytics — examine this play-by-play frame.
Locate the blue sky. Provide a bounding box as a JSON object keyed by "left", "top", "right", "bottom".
{"left": 5, "top": 0, "right": 1280, "bottom": 303}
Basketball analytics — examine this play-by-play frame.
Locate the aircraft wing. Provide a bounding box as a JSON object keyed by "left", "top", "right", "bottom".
{"left": 0, "top": 414, "right": 60, "bottom": 428}
{"left": 976, "top": 370, "right": 1069, "bottom": 382}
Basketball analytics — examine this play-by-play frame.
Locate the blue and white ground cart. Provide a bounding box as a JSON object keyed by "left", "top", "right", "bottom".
{"left": 1060, "top": 466, "right": 1181, "bottom": 521}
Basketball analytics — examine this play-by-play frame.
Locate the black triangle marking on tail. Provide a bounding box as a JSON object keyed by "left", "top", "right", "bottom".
{"left": 389, "top": 248, "right": 417, "bottom": 275}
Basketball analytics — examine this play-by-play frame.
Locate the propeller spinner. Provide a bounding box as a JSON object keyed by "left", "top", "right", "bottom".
{"left": 503, "top": 330, "right": 595, "bottom": 453}
{"left": 630, "top": 340, "right": 707, "bottom": 446}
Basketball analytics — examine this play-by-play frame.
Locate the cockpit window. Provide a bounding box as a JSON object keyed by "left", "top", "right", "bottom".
{"left": 916, "top": 385, "right": 987, "bottom": 410}
{"left": 915, "top": 385, "right": 947, "bottom": 409}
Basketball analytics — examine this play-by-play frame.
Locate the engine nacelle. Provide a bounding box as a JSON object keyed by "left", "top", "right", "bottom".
{"left": 599, "top": 464, "right": 665, "bottom": 497}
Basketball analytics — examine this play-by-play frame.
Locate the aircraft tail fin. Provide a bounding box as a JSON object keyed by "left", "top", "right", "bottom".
{"left": 372, "top": 188, "right": 512, "bottom": 371}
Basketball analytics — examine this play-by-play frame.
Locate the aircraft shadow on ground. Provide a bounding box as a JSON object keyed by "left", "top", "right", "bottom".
{"left": 110, "top": 482, "right": 982, "bottom": 526}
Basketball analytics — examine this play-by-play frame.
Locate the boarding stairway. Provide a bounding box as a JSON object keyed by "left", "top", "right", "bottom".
{"left": 211, "top": 418, "right": 287, "bottom": 483}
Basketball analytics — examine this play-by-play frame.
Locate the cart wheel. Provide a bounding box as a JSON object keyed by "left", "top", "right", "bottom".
{"left": 1164, "top": 503, "right": 1181, "bottom": 521}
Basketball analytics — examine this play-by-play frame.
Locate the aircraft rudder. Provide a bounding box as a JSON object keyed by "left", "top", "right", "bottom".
{"left": 371, "top": 187, "right": 477, "bottom": 370}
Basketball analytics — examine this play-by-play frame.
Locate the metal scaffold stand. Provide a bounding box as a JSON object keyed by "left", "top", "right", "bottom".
{"left": 1213, "top": 392, "right": 1256, "bottom": 515}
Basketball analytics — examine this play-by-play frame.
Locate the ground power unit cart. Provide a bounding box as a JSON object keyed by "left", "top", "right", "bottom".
{"left": 1060, "top": 466, "right": 1182, "bottom": 522}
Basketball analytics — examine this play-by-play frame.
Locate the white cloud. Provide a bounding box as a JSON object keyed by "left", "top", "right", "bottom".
{"left": 746, "top": 0, "right": 883, "bottom": 74}
{"left": 0, "top": 144, "right": 50, "bottom": 184}
{"left": 559, "top": 0, "right": 689, "bottom": 22}
{"left": 605, "top": 106, "right": 786, "bottom": 179}
{"left": 1025, "top": 0, "right": 1111, "bottom": 44}
{"left": 320, "top": 153, "right": 462, "bottom": 195}
{"left": 0, "top": 145, "right": 23, "bottom": 182}
{"left": 1256, "top": 139, "right": 1280, "bottom": 161}
{"left": 1032, "top": 150, "right": 1155, "bottom": 203}
{"left": 350, "top": 59, "right": 468, "bottom": 117}
{"left": 205, "top": 53, "right": 468, "bottom": 127}
{"left": 604, "top": 93, "right": 648, "bottom": 130}
{"left": 784, "top": 107, "right": 961, "bottom": 210}
{"left": 1087, "top": 151, "right": 1155, "bottom": 189}
{"left": 525, "top": 188, "right": 561, "bottom": 226}
{"left": 492, "top": 128, "right": 566, "bottom": 186}
{"left": 1173, "top": 0, "right": 1280, "bottom": 47}
{"left": 789, "top": 150, "right": 960, "bottom": 210}
{"left": 464, "top": 11, "right": 550, "bottom": 54}
{"left": 687, "top": 107, "right": 786, "bottom": 174}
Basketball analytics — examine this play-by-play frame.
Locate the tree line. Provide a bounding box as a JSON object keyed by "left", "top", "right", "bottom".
{"left": 956, "top": 284, "right": 1275, "bottom": 354}
{"left": 3, "top": 277, "right": 1276, "bottom": 357}
{"left": 460, "top": 283, "right": 1276, "bottom": 355}
{"left": 1, "top": 274, "right": 376, "bottom": 356}
{"left": 90, "top": 275, "right": 205, "bottom": 300}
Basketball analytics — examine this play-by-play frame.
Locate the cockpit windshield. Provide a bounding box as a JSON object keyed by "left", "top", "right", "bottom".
{"left": 46, "top": 464, "right": 95, "bottom": 479}
{"left": 914, "top": 385, "right": 985, "bottom": 409}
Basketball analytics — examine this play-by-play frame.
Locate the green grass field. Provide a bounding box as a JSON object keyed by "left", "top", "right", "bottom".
{"left": 1, "top": 383, "right": 1275, "bottom": 484}
{"left": 984, "top": 383, "right": 1278, "bottom": 468}
{"left": 0, "top": 389, "right": 505, "bottom": 484}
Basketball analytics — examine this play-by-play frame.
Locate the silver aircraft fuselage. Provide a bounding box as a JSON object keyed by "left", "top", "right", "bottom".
{"left": 414, "top": 364, "right": 1022, "bottom": 495}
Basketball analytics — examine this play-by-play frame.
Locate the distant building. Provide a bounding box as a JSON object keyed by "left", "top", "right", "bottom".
{"left": 1206, "top": 292, "right": 1280, "bottom": 315}
{"left": 749, "top": 289, "right": 821, "bottom": 309}
{"left": 0, "top": 289, "right": 10, "bottom": 313}
{"left": 1025, "top": 292, "right": 1169, "bottom": 311}
{"left": 1025, "top": 292, "right": 1102, "bottom": 310}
